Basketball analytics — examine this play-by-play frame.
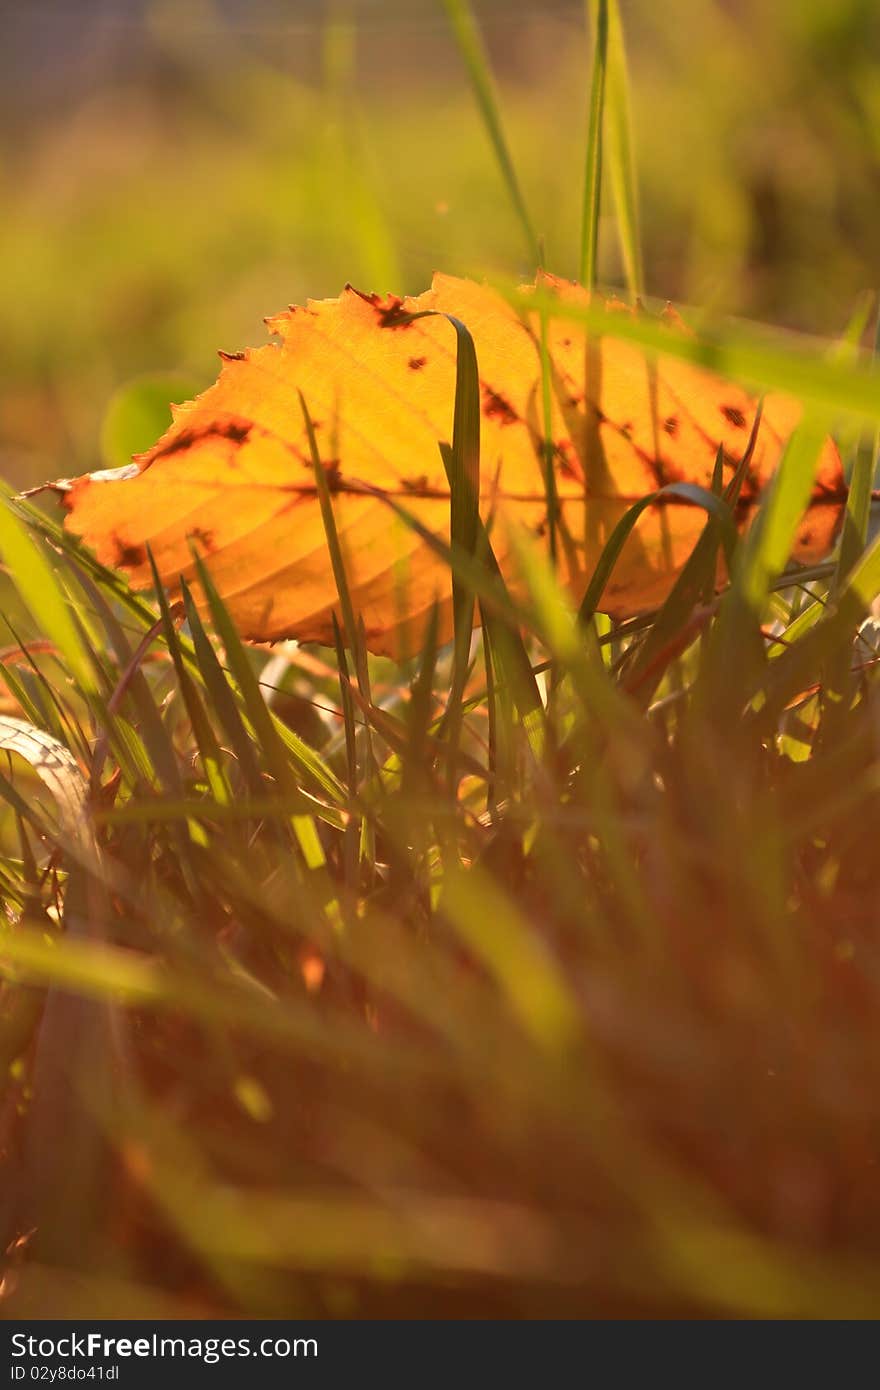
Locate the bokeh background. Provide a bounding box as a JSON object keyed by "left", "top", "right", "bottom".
{"left": 2, "top": 1, "right": 880, "bottom": 1322}
{"left": 2, "top": 0, "right": 879, "bottom": 491}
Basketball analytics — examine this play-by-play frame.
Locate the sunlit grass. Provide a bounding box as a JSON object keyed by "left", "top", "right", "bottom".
{"left": 1, "top": 0, "right": 880, "bottom": 1321}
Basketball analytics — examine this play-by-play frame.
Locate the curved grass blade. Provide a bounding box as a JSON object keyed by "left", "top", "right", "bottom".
{"left": 577, "top": 481, "right": 738, "bottom": 627}
{"left": 0, "top": 716, "right": 90, "bottom": 845}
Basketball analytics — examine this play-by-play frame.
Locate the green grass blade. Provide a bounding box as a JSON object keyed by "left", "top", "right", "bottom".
{"left": 186, "top": 555, "right": 345, "bottom": 807}
{"left": 441, "top": 865, "right": 581, "bottom": 1054}
{"left": 301, "top": 387, "right": 379, "bottom": 789}
{"left": 537, "top": 311, "right": 559, "bottom": 568}
{"left": 442, "top": 314, "right": 481, "bottom": 716}
{"left": 301, "top": 391, "right": 361, "bottom": 667}
{"left": 72, "top": 565, "right": 183, "bottom": 797}
{"left": 580, "top": 0, "right": 608, "bottom": 289}
{"left": 180, "top": 579, "right": 265, "bottom": 798}
{"left": 736, "top": 413, "right": 830, "bottom": 615}
{"left": 577, "top": 481, "right": 737, "bottom": 627}
{"left": 503, "top": 286, "right": 880, "bottom": 424}
{"left": 404, "top": 602, "right": 441, "bottom": 794}
{"left": 623, "top": 515, "right": 730, "bottom": 707}
{"left": 601, "top": 0, "right": 643, "bottom": 295}
{"left": 9, "top": 490, "right": 184, "bottom": 664}
{"left": 835, "top": 310, "right": 879, "bottom": 584}
{"left": 700, "top": 415, "right": 829, "bottom": 716}
{"left": 331, "top": 611, "right": 361, "bottom": 890}
{"left": 321, "top": 10, "right": 401, "bottom": 292}
{"left": 0, "top": 485, "right": 97, "bottom": 695}
{"left": 149, "top": 554, "right": 232, "bottom": 808}
{"left": 190, "top": 558, "right": 338, "bottom": 878}
{"left": 441, "top": 0, "right": 539, "bottom": 265}
{"left": 820, "top": 313, "right": 880, "bottom": 737}
{"left": 191, "top": 555, "right": 302, "bottom": 804}
{"left": 330, "top": 613, "right": 358, "bottom": 794}
{"left": 104, "top": 714, "right": 158, "bottom": 792}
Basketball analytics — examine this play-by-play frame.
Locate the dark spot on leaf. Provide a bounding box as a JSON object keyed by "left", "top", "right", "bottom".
{"left": 351, "top": 288, "right": 412, "bottom": 329}
{"left": 568, "top": 393, "right": 584, "bottom": 407}
{"left": 151, "top": 428, "right": 196, "bottom": 461}
{"left": 187, "top": 526, "right": 216, "bottom": 553}
{"left": 561, "top": 338, "right": 572, "bottom": 349}
{"left": 799, "top": 527, "right": 814, "bottom": 546}
{"left": 482, "top": 387, "right": 518, "bottom": 426}
{"left": 621, "top": 421, "right": 633, "bottom": 439}
{"left": 722, "top": 404, "right": 747, "bottom": 428}
{"left": 377, "top": 300, "right": 412, "bottom": 330}
{"left": 409, "top": 356, "right": 428, "bottom": 371}
{"left": 663, "top": 416, "right": 679, "bottom": 436}
{"left": 219, "top": 420, "right": 251, "bottom": 444}
{"left": 111, "top": 537, "right": 146, "bottom": 568}
{"left": 323, "top": 459, "right": 342, "bottom": 490}
{"left": 150, "top": 418, "right": 251, "bottom": 462}
{"left": 402, "top": 475, "right": 429, "bottom": 492}
{"left": 554, "top": 439, "right": 582, "bottom": 481}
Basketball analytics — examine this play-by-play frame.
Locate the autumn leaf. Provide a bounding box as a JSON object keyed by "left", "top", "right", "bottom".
{"left": 60, "top": 274, "right": 845, "bottom": 655}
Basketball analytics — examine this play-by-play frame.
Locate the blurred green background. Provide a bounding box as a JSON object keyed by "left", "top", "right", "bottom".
{"left": 2, "top": 0, "right": 879, "bottom": 488}
{"left": 3, "top": 0, "right": 880, "bottom": 1321}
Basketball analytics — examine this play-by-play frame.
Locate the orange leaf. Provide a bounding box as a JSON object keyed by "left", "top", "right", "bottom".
{"left": 61, "top": 275, "right": 844, "bottom": 655}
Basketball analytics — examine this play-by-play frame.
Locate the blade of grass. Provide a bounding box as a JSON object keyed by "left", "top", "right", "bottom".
{"left": 0, "top": 715, "right": 89, "bottom": 843}
{"left": 301, "top": 392, "right": 363, "bottom": 678}
{"left": 322, "top": 7, "right": 402, "bottom": 292}
{"left": 749, "top": 517, "right": 880, "bottom": 727}
{"left": 352, "top": 474, "right": 546, "bottom": 756}
{"left": 187, "top": 554, "right": 344, "bottom": 809}
{"left": 580, "top": 0, "right": 608, "bottom": 289}
{"left": 441, "top": 865, "right": 581, "bottom": 1055}
{"left": 0, "top": 924, "right": 437, "bottom": 1080}
{"left": 300, "top": 388, "right": 377, "bottom": 796}
{"left": 9, "top": 489, "right": 186, "bottom": 671}
{"left": 72, "top": 565, "right": 183, "bottom": 798}
{"left": 703, "top": 415, "right": 830, "bottom": 716}
{"left": 622, "top": 426, "right": 763, "bottom": 704}
{"left": 149, "top": 552, "right": 232, "bottom": 808}
{"left": 193, "top": 551, "right": 301, "bottom": 800}
{"left": 619, "top": 518, "right": 729, "bottom": 708}
{"left": 441, "top": 0, "right": 539, "bottom": 265}
{"left": 0, "top": 485, "right": 98, "bottom": 695}
{"left": 502, "top": 284, "right": 880, "bottom": 423}
{"left": 598, "top": 0, "right": 643, "bottom": 295}
{"left": 190, "top": 558, "right": 332, "bottom": 876}
{"left": 180, "top": 578, "right": 265, "bottom": 799}
{"left": 820, "top": 309, "right": 880, "bottom": 737}
{"left": 577, "top": 481, "right": 738, "bottom": 627}
{"left": 331, "top": 611, "right": 360, "bottom": 892}
{"left": 442, "top": 314, "right": 481, "bottom": 726}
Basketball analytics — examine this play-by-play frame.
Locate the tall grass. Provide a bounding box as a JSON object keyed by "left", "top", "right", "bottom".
{"left": 0, "top": 2, "right": 879, "bottom": 1320}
